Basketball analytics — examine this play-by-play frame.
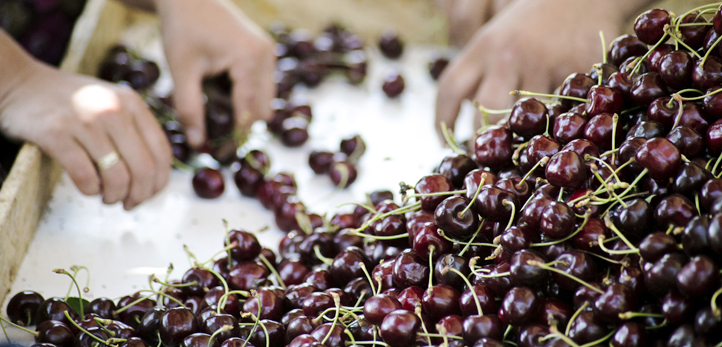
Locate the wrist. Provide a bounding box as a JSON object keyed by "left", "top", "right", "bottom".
{"left": 0, "top": 31, "right": 42, "bottom": 113}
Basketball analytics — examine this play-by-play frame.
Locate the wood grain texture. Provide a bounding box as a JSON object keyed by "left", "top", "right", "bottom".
{"left": 0, "top": 0, "right": 106, "bottom": 305}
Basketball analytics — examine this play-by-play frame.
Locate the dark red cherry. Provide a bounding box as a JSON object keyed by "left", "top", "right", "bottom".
{"left": 659, "top": 51, "right": 694, "bottom": 90}
{"left": 308, "top": 151, "right": 334, "bottom": 174}
{"left": 676, "top": 255, "right": 718, "bottom": 297}
{"left": 635, "top": 137, "right": 680, "bottom": 180}
{"left": 521, "top": 135, "right": 560, "bottom": 174}
{"left": 611, "top": 322, "right": 647, "bottom": 347}
{"left": 499, "top": 286, "right": 539, "bottom": 326}
{"left": 413, "top": 223, "right": 452, "bottom": 261}
{"left": 679, "top": 12, "right": 709, "bottom": 50}
{"left": 692, "top": 55, "right": 722, "bottom": 91}
{"left": 593, "top": 283, "right": 634, "bottom": 324}
{"left": 250, "top": 320, "right": 285, "bottom": 347}
{"left": 35, "top": 297, "right": 77, "bottom": 327}
{"left": 561, "top": 139, "right": 600, "bottom": 161}
{"left": 585, "top": 85, "right": 624, "bottom": 117}
{"left": 634, "top": 9, "right": 671, "bottom": 44}
{"left": 203, "top": 287, "right": 240, "bottom": 317}
{"left": 539, "top": 201, "right": 576, "bottom": 240}
{"left": 87, "top": 297, "right": 116, "bottom": 320}
{"left": 279, "top": 116, "right": 309, "bottom": 147}
{"left": 535, "top": 298, "right": 572, "bottom": 329}
{"left": 675, "top": 162, "right": 711, "bottom": 194}
{"left": 434, "top": 196, "right": 479, "bottom": 241}
{"left": 474, "top": 126, "right": 513, "bottom": 168}
{"left": 192, "top": 168, "right": 224, "bottom": 199}
{"left": 398, "top": 286, "right": 423, "bottom": 312}
{"left": 159, "top": 307, "right": 199, "bottom": 347}
{"left": 392, "top": 250, "right": 430, "bottom": 289}
{"left": 328, "top": 160, "right": 357, "bottom": 188}
{"left": 462, "top": 315, "right": 505, "bottom": 343}
{"left": 227, "top": 261, "right": 269, "bottom": 291}
{"left": 519, "top": 196, "right": 555, "bottom": 231}
{"left": 667, "top": 126, "right": 704, "bottom": 158}
{"left": 509, "top": 249, "right": 548, "bottom": 288}
{"left": 500, "top": 225, "right": 540, "bottom": 255}
{"left": 201, "top": 314, "right": 239, "bottom": 344}
{"left": 553, "top": 250, "right": 597, "bottom": 292}
{"left": 464, "top": 170, "right": 497, "bottom": 198}
{"left": 429, "top": 56, "right": 449, "bottom": 80}
{"left": 434, "top": 254, "right": 469, "bottom": 291}
{"left": 422, "top": 284, "right": 462, "bottom": 321}
{"left": 694, "top": 306, "right": 722, "bottom": 337}
{"left": 363, "top": 293, "right": 402, "bottom": 325}
{"left": 460, "top": 284, "right": 497, "bottom": 317}
{"left": 630, "top": 73, "right": 668, "bottom": 106}
{"left": 226, "top": 229, "right": 262, "bottom": 262}
{"left": 639, "top": 232, "right": 678, "bottom": 263}
{"left": 558, "top": 73, "right": 595, "bottom": 109}
{"left": 330, "top": 246, "right": 373, "bottom": 285}
{"left": 553, "top": 112, "right": 587, "bottom": 144}
{"left": 662, "top": 292, "right": 694, "bottom": 325}
{"left": 545, "top": 151, "right": 586, "bottom": 189}
{"left": 703, "top": 86, "right": 722, "bottom": 118}
{"left": 644, "top": 253, "right": 688, "bottom": 298}
{"left": 233, "top": 163, "right": 263, "bottom": 197}
{"left": 473, "top": 186, "right": 518, "bottom": 223}
{"left": 610, "top": 199, "right": 652, "bottom": 241}
{"left": 571, "top": 218, "right": 609, "bottom": 254}
{"left": 438, "top": 154, "right": 478, "bottom": 188}
{"left": 708, "top": 119, "right": 722, "bottom": 155}
{"left": 509, "top": 98, "right": 548, "bottom": 140}
{"left": 7, "top": 291, "right": 44, "bottom": 326}
{"left": 379, "top": 310, "right": 419, "bottom": 347}
{"left": 607, "top": 72, "right": 634, "bottom": 101}
{"left": 654, "top": 194, "right": 697, "bottom": 229}
{"left": 645, "top": 44, "right": 675, "bottom": 73}
{"left": 608, "top": 35, "right": 647, "bottom": 66}
{"left": 474, "top": 262, "right": 512, "bottom": 298}
{"left": 382, "top": 72, "right": 405, "bottom": 98}
{"left": 567, "top": 311, "right": 608, "bottom": 345}
{"left": 36, "top": 320, "right": 74, "bottom": 347}
{"left": 378, "top": 31, "right": 404, "bottom": 59}
{"left": 415, "top": 174, "right": 453, "bottom": 212}
{"left": 494, "top": 177, "right": 532, "bottom": 207}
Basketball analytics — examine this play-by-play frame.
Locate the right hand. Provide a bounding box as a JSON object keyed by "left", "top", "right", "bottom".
{"left": 0, "top": 54, "right": 172, "bottom": 210}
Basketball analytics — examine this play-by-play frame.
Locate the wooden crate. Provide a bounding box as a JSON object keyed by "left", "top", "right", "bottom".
{"left": 0, "top": 0, "right": 109, "bottom": 305}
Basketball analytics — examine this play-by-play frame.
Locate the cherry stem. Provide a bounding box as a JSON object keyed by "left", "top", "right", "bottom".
{"left": 597, "top": 235, "right": 639, "bottom": 255}
{"left": 417, "top": 332, "right": 464, "bottom": 340}
{"left": 358, "top": 262, "right": 378, "bottom": 296}
{"left": 314, "top": 245, "right": 334, "bottom": 266}
{"left": 322, "top": 293, "right": 342, "bottom": 345}
{"left": 668, "top": 27, "right": 702, "bottom": 59}
{"left": 579, "top": 329, "right": 615, "bottom": 347}
{"left": 531, "top": 213, "right": 590, "bottom": 247}
{"left": 354, "top": 201, "right": 421, "bottom": 234}
{"left": 528, "top": 260, "right": 603, "bottom": 294}
{"left": 471, "top": 269, "right": 509, "bottom": 278}
{"left": 510, "top": 90, "right": 589, "bottom": 103}
{"left": 614, "top": 168, "right": 648, "bottom": 202}
{"left": 445, "top": 267, "right": 482, "bottom": 315}
{"left": 135, "top": 289, "right": 187, "bottom": 309}
{"left": 713, "top": 154, "right": 722, "bottom": 177}
{"left": 618, "top": 311, "right": 664, "bottom": 320}
{"left": 441, "top": 122, "right": 465, "bottom": 155}
{"left": 557, "top": 187, "right": 564, "bottom": 202}
{"left": 599, "top": 31, "right": 607, "bottom": 65}
{"left": 54, "top": 268, "right": 85, "bottom": 317}
{"left": 711, "top": 287, "right": 722, "bottom": 315}
{"left": 549, "top": 325, "right": 581, "bottom": 347}
{"left": 406, "top": 190, "right": 466, "bottom": 198}
{"left": 64, "top": 310, "right": 108, "bottom": 346}
{"left": 114, "top": 293, "right": 156, "bottom": 315}
{"left": 414, "top": 306, "right": 433, "bottom": 346}
{"left": 677, "top": 86, "right": 722, "bottom": 101}
{"left": 603, "top": 214, "right": 640, "bottom": 252}
{"left": 579, "top": 249, "right": 625, "bottom": 266}
{"left": 460, "top": 175, "right": 486, "bottom": 217}
{"left": 458, "top": 220, "right": 488, "bottom": 257}
{"left": 353, "top": 232, "right": 409, "bottom": 241}
{"left": 347, "top": 341, "right": 388, "bottom": 346}
{"left": 197, "top": 264, "right": 232, "bottom": 311}
{"left": 255, "top": 254, "right": 284, "bottom": 290}
{"left": 0, "top": 316, "right": 38, "bottom": 337}
{"left": 512, "top": 142, "right": 529, "bottom": 166}
{"left": 520, "top": 157, "right": 549, "bottom": 185}
{"left": 594, "top": 64, "right": 604, "bottom": 86}
{"left": 503, "top": 200, "right": 516, "bottom": 231}
{"left": 703, "top": 30, "right": 722, "bottom": 68}
{"left": 473, "top": 101, "right": 512, "bottom": 114}
{"left": 611, "top": 114, "right": 618, "bottom": 164}
{"left": 439, "top": 226, "right": 496, "bottom": 248}
{"left": 566, "top": 302, "right": 589, "bottom": 336}
{"left": 0, "top": 320, "right": 10, "bottom": 344}
{"left": 208, "top": 325, "right": 234, "bottom": 347}
{"left": 240, "top": 292, "right": 262, "bottom": 347}
{"left": 153, "top": 277, "right": 197, "bottom": 288}
{"left": 436, "top": 324, "right": 450, "bottom": 347}
{"left": 585, "top": 156, "right": 624, "bottom": 187}
{"left": 427, "top": 246, "right": 436, "bottom": 291}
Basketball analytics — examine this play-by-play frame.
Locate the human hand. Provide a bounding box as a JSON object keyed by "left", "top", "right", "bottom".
{"left": 435, "top": 0, "right": 645, "bottom": 138}
{"left": 435, "top": 0, "right": 514, "bottom": 47}
{"left": 155, "top": 0, "right": 276, "bottom": 148}
{"left": 0, "top": 37, "right": 171, "bottom": 210}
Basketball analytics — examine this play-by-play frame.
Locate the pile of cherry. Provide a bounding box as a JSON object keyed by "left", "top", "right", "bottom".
{"left": 17, "top": 4, "right": 722, "bottom": 347}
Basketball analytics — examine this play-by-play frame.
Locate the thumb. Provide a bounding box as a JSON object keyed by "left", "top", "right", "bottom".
{"left": 172, "top": 66, "right": 206, "bottom": 148}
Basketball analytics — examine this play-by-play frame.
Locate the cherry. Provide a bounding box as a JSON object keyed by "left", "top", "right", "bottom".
{"left": 35, "top": 320, "right": 74, "bottom": 347}
{"left": 510, "top": 249, "right": 548, "bottom": 288}
{"left": 121, "top": 337, "right": 149, "bottom": 347}
{"left": 561, "top": 139, "right": 600, "bottom": 162}
{"left": 474, "top": 126, "right": 513, "bottom": 168}
{"left": 499, "top": 286, "right": 539, "bottom": 326}
{"left": 7, "top": 291, "right": 44, "bottom": 326}
{"left": 378, "top": 30, "right": 404, "bottom": 59}
{"left": 438, "top": 154, "right": 478, "bottom": 188}
{"left": 567, "top": 310, "right": 608, "bottom": 344}
{"left": 413, "top": 223, "right": 452, "bottom": 261}
{"left": 225, "top": 229, "right": 261, "bottom": 263}
{"left": 676, "top": 255, "right": 718, "bottom": 297}
{"left": 307, "top": 151, "right": 334, "bottom": 175}
{"left": 422, "top": 284, "right": 462, "bottom": 321}
{"left": 181, "top": 333, "right": 219, "bottom": 347}
{"left": 539, "top": 201, "right": 576, "bottom": 240}
{"left": 382, "top": 72, "right": 405, "bottom": 98}
{"left": 139, "top": 306, "right": 167, "bottom": 344}
{"left": 299, "top": 231, "right": 334, "bottom": 265}
{"left": 344, "top": 50, "right": 368, "bottom": 84}
{"left": 379, "top": 310, "right": 419, "bottom": 347}
{"left": 330, "top": 246, "right": 373, "bottom": 285}
{"left": 645, "top": 44, "right": 675, "bottom": 73}
{"left": 553, "top": 112, "right": 587, "bottom": 144}
{"left": 392, "top": 250, "right": 430, "bottom": 289}
{"left": 517, "top": 324, "right": 549, "bottom": 347}
{"left": 86, "top": 297, "right": 116, "bottom": 320}
{"left": 201, "top": 314, "right": 239, "bottom": 344}
{"left": 608, "top": 72, "right": 634, "bottom": 102}
{"left": 459, "top": 284, "right": 497, "bottom": 318}
{"left": 644, "top": 252, "right": 687, "bottom": 298}
{"left": 373, "top": 215, "right": 409, "bottom": 248}
{"left": 627, "top": 121, "right": 666, "bottom": 139}
{"left": 233, "top": 163, "right": 264, "bottom": 197}
{"left": 373, "top": 260, "right": 396, "bottom": 292}
{"left": 250, "top": 320, "right": 285, "bottom": 347}
{"left": 635, "top": 137, "right": 681, "bottom": 180}
{"left": 429, "top": 56, "right": 449, "bottom": 80}
{"left": 558, "top": 73, "right": 595, "bottom": 109}
{"left": 694, "top": 307, "right": 722, "bottom": 337}
{"left": 159, "top": 307, "right": 199, "bottom": 347}
{"left": 535, "top": 298, "right": 572, "bottom": 328}
{"left": 398, "top": 286, "right": 424, "bottom": 312}
{"left": 509, "top": 98, "right": 548, "bottom": 140}
{"left": 340, "top": 134, "right": 366, "bottom": 161}
{"left": 283, "top": 283, "right": 315, "bottom": 310}
{"left": 620, "top": 55, "right": 648, "bottom": 74}
{"left": 500, "top": 225, "right": 540, "bottom": 254}
{"left": 286, "top": 316, "right": 314, "bottom": 343}
{"left": 683, "top": 215, "right": 712, "bottom": 257}
{"left": 654, "top": 194, "right": 697, "bottom": 229}
{"left": 474, "top": 262, "right": 512, "bottom": 298}
{"left": 704, "top": 86, "right": 722, "bottom": 118}
{"left": 288, "top": 334, "right": 318, "bottom": 347}
{"left": 227, "top": 261, "right": 269, "bottom": 291}
{"left": 667, "top": 126, "right": 704, "bottom": 158}
{"left": 659, "top": 51, "right": 694, "bottom": 90}
{"left": 280, "top": 116, "right": 309, "bottom": 147}
{"left": 639, "top": 232, "right": 678, "bottom": 263}
{"left": 662, "top": 292, "right": 694, "bottom": 324}
{"left": 586, "top": 85, "right": 624, "bottom": 117}
{"left": 522, "top": 135, "right": 560, "bottom": 174}
{"left": 630, "top": 73, "right": 668, "bottom": 106}
{"left": 675, "top": 162, "right": 711, "bottom": 195}
{"left": 692, "top": 55, "right": 722, "bottom": 91}
{"left": 519, "top": 196, "right": 554, "bottom": 231}
{"left": 243, "top": 288, "right": 283, "bottom": 321}
{"left": 667, "top": 324, "right": 697, "bottom": 347}
{"left": 610, "top": 198, "right": 652, "bottom": 241}
{"left": 679, "top": 12, "right": 708, "bottom": 50}
{"left": 708, "top": 119, "right": 722, "bottom": 155}
{"left": 553, "top": 250, "right": 597, "bottom": 292}
{"left": 634, "top": 9, "right": 671, "bottom": 44}
{"left": 192, "top": 168, "right": 225, "bottom": 199}
{"left": 611, "top": 322, "right": 647, "bottom": 347}
{"left": 593, "top": 283, "right": 634, "bottom": 324}
{"left": 35, "top": 297, "right": 77, "bottom": 327}
{"left": 415, "top": 174, "right": 453, "bottom": 212}
{"left": 495, "top": 177, "right": 532, "bottom": 205}
{"left": 434, "top": 196, "right": 478, "bottom": 241}
{"left": 328, "top": 160, "right": 357, "bottom": 188}
{"left": 607, "top": 35, "right": 647, "bottom": 66}
{"left": 545, "top": 150, "right": 586, "bottom": 189}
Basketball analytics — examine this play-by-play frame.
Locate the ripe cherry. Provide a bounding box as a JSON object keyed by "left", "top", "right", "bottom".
{"left": 634, "top": 9, "right": 671, "bottom": 44}
{"left": 192, "top": 168, "right": 225, "bottom": 199}
{"left": 474, "top": 126, "right": 513, "bottom": 168}
{"left": 635, "top": 137, "right": 681, "bottom": 180}
{"left": 509, "top": 98, "right": 548, "bottom": 140}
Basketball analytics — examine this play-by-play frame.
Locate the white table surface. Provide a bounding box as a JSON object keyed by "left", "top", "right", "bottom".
{"left": 2, "top": 41, "right": 477, "bottom": 344}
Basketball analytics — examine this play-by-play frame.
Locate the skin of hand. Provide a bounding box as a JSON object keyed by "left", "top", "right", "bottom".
{"left": 153, "top": 0, "right": 276, "bottom": 148}
{"left": 0, "top": 31, "right": 172, "bottom": 210}
{"left": 435, "top": 0, "right": 653, "bottom": 139}
{"left": 435, "top": 0, "right": 514, "bottom": 47}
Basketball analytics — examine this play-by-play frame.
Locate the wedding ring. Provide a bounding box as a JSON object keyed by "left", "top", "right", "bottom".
{"left": 96, "top": 151, "right": 120, "bottom": 171}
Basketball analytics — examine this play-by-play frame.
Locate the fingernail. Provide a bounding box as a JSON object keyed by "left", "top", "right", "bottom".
{"left": 186, "top": 128, "right": 202, "bottom": 146}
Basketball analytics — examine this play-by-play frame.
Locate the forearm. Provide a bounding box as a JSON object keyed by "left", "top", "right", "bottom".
{"left": 0, "top": 30, "right": 39, "bottom": 115}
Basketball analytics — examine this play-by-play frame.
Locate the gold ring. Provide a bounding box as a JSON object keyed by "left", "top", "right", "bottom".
{"left": 96, "top": 151, "right": 120, "bottom": 171}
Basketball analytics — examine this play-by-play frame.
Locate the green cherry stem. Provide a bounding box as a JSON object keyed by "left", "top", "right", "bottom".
{"left": 322, "top": 293, "right": 342, "bottom": 345}
{"left": 579, "top": 329, "right": 615, "bottom": 347}
{"left": 258, "top": 253, "right": 286, "bottom": 289}
{"left": 427, "top": 246, "right": 436, "bottom": 291}
{"left": 444, "top": 267, "right": 482, "bottom": 315}
{"left": 603, "top": 214, "right": 640, "bottom": 251}
{"left": 510, "top": 90, "right": 589, "bottom": 103}
{"left": 0, "top": 315, "right": 38, "bottom": 337}
{"left": 460, "top": 175, "right": 486, "bottom": 217}
{"left": 711, "top": 287, "right": 722, "bottom": 315}
{"left": 314, "top": 245, "right": 334, "bottom": 266}
{"left": 566, "top": 302, "right": 589, "bottom": 336}
{"left": 458, "top": 220, "right": 488, "bottom": 257}
{"left": 208, "top": 325, "right": 234, "bottom": 347}
{"left": 531, "top": 213, "right": 590, "bottom": 247}
{"left": 599, "top": 31, "right": 607, "bottom": 64}
{"left": 64, "top": 311, "right": 108, "bottom": 346}
{"left": 503, "top": 200, "right": 516, "bottom": 231}
{"left": 618, "top": 312, "right": 665, "bottom": 320}
{"left": 359, "top": 262, "right": 378, "bottom": 296}
{"left": 527, "top": 260, "right": 603, "bottom": 294}
{"left": 53, "top": 268, "right": 85, "bottom": 317}
{"left": 441, "top": 122, "right": 465, "bottom": 155}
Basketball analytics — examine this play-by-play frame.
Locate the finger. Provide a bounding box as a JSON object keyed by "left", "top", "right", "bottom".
{"left": 130, "top": 103, "right": 172, "bottom": 195}
{"left": 172, "top": 64, "right": 206, "bottom": 147}
{"left": 38, "top": 135, "right": 100, "bottom": 196}
{"left": 102, "top": 113, "right": 157, "bottom": 210}
{"left": 473, "top": 58, "right": 519, "bottom": 129}
{"left": 434, "top": 47, "right": 485, "bottom": 142}
{"left": 252, "top": 57, "right": 276, "bottom": 124}
{"left": 449, "top": 0, "right": 491, "bottom": 47}
{"left": 73, "top": 123, "right": 131, "bottom": 205}
{"left": 229, "top": 65, "right": 257, "bottom": 130}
